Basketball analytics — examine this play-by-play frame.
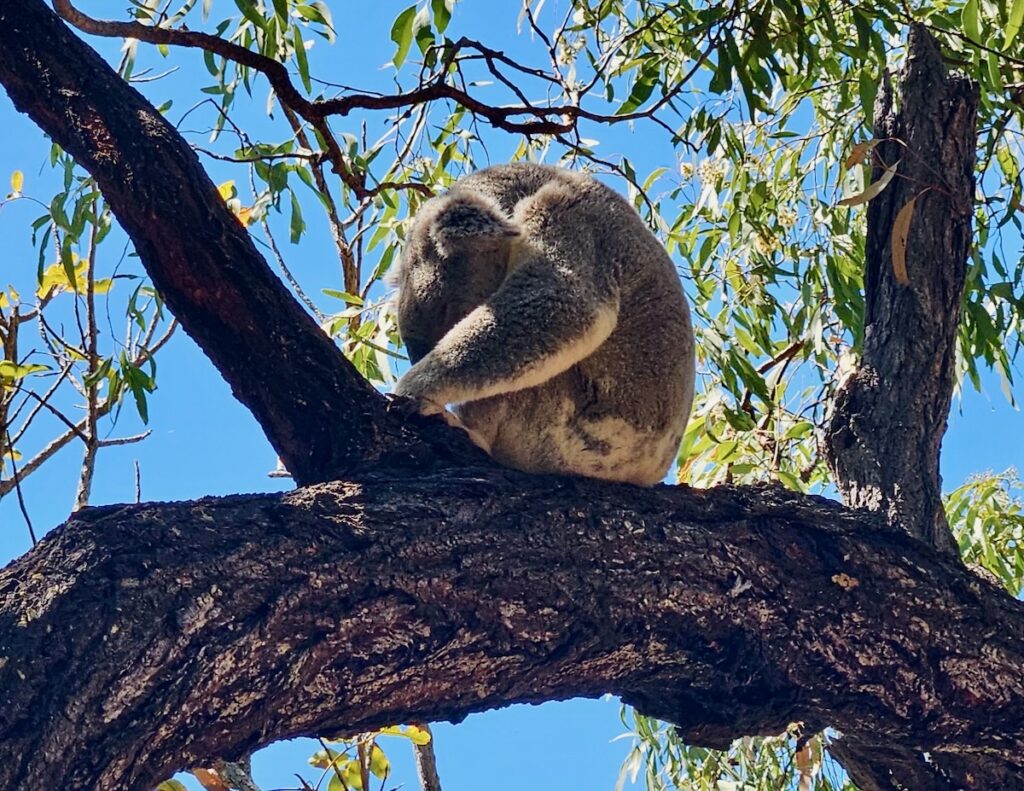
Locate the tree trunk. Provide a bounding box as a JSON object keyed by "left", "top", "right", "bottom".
{"left": 825, "top": 25, "right": 977, "bottom": 557}
{"left": 822, "top": 26, "right": 983, "bottom": 789}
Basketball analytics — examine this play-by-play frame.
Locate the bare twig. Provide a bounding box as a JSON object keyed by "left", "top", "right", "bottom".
{"left": 412, "top": 724, "right": 443, "bottom": 791}
{"left": 2, "top": 428, "right": 38, "bottom": 544}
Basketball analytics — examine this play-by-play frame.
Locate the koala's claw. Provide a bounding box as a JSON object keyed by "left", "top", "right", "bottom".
{"left": 438, "top": 408, "right": 492, "bottom": 454}
{"left": 387, "top": 393, "right": 491, "bottom": 454}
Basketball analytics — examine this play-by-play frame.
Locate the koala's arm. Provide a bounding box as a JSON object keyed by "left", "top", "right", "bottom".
{"left": 395, "top": 257, "right": 618, "bottom": 408}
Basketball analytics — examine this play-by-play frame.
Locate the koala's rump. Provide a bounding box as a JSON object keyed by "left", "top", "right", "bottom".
{"left": 455, "top": 337, "right": 688, "bottom": 485}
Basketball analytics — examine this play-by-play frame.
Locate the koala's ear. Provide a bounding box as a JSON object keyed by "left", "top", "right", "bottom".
{"left": 428, "top": 192, "right": 519, "bottom": 255}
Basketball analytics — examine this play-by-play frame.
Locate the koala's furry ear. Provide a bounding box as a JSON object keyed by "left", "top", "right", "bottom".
{"left": 428, "top": 192, "right": 519, "bottom": 256}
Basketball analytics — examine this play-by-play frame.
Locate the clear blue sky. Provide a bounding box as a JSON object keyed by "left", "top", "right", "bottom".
{"left": 0, "top": 2, "right": 1021, "bottom": 790}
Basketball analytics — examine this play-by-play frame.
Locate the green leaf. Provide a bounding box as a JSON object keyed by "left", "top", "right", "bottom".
{"left": 293, "top": 26, "right": 311, "bottom": 93}
{"left": 272, "top": 0, "right": 288, "bottom": 22}
{"left": 963, "top": 0, "right": 980, "bottom": 40}
{"left": 289, "top": 191, "right": 305, "bottom": 243}
{"left": 431, "top": 0, "right": 452, "bottom": 33}
{"left": 615, "top": 59, "right": 660, "bottom": 116}
{"left": 858, "top": 70, "right": 877, "bottom": 130}
{"left": 390, "top": 6, "right": 417, "bottom": 69}
{"left": 156, "top": 782, "right": 188, "bottom": 791}
{"left": 1005, "top": 0, "right": 1024, "bottom": 49}
{"left": 234, "top": 0, "right": 267, "bottom": 29}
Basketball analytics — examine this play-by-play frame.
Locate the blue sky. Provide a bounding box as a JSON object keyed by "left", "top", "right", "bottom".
{"left": 0, "top": 2, "right": 1021, "bottom": 790}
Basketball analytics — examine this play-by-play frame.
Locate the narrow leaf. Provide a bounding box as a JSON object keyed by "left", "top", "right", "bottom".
{"left": 10, "top": 170, "right": 23, "bottom": 194}
{"left": 890, "top": 194, "right": 919, "bottom": 285}
{"left": 963, "top": 0, "right": 980, "bottom": 41}
{"left": 293, "top": 26, "right": 311, "bottom": 92}
{"left": 1005, "top": 0, "right": 1024, "bottom": 49}
{"left": 837, "top": 162, "right": 898, "bottom": 206}
{"left": 843, "top": 140, "right": 880, "bottom": 170}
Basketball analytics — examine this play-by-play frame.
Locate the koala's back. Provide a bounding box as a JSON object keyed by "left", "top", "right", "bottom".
{"left": 450, "top": 163, "right": 695, "bottom": 485}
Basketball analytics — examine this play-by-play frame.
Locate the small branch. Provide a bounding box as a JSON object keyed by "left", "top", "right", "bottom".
{"left": 74, "top": 219, "right": 101, "bottom": 510}
{"left": 2, "top": 429, "right": 38, "bottom": 545}
{"left": 97, "top": 431, "right": 151, "bottom": 448}
{"left": 411, "top": 724, "right": 443, "bottom": 791}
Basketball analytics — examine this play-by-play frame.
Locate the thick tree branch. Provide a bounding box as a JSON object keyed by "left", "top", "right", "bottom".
{"left": 825, "top": 25, "right": 977, "bottom": 556}
{"left": 0, "top": 0, "right": 473, "bottom": 484}
{"left": 0, "top": 469, "right": 1021, "bottom": 790}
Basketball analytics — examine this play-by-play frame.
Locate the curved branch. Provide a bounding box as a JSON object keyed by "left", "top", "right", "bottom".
{"left": 50, "top": 2, "right": 709, "bottom": 136}
{"left": 0, "top": 468, "right": 1021, "bottom": 790}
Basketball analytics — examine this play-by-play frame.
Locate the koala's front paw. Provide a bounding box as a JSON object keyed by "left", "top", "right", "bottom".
{"left": 386, "top": 391, "right": 445, "bottom": 419}
{"left": 388, "top": 387, "right": 491, "bottom": 455}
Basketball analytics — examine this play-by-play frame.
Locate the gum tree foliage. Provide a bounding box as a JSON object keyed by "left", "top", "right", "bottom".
{"left": 0, "top": 1, "right": 1023, "bottom": 789}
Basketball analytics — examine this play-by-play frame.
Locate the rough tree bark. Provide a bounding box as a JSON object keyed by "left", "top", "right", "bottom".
{"left": 825, "top": 26, "right": 977, "bottom": 558}
{"left": 1, "top": 472, "right": 1022, "bottom": 789}
{"left": 0, "top": 4, "right": 1017, "bottom": 791}
{"left": 822, "top": 27, "right": 982, "bottom": 789}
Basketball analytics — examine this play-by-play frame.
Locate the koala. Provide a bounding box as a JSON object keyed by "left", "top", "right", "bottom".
{"left": 391, "top": 162, "right": 695, "bottom": 485}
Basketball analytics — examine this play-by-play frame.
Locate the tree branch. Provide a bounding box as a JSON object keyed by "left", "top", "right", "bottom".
{"left": 0, "top": 0, "right": 463, "bottom": 484}
{"left": 0, "top": 469, "right": 1020, "bottom": 790}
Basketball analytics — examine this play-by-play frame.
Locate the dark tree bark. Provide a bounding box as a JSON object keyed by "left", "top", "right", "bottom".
{"left": 825, "top": 25, "right": 977, "bottom": 558}
{"left": 0, "top": 4, "right": 1014, "bottom": 791}
{"left": 1, "top": 470, "right": 1022, "bottom": 790}
{"left": 821, "top": 27, "right": 982, "bottom": 789}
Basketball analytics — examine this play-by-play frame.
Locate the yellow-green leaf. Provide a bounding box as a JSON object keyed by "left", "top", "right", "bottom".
{"left": 378, "top": 724, "right": 431, "bottom": 745}
{"left": 10, "top": 170, "right": 23, "bottom": 194}
{"left": 963, "top": 0, "right": 980, "bottom": 41}
{"left": 404, "top": 724, "right": 432, "bottom": 745}
{"left": 368, "top": 743, "right": 390, "bottom": 779}
{"left": 0, "top": 361, "right": 50, "bottom": 381}
{"left": 1005, "top": 0, "right": 1024, "bottom": 49}
{"left": 155, "top": 782, "right": 188, "bottom": 791}
{"left": 217, "top": 180, "right": 236, "bottom": 201}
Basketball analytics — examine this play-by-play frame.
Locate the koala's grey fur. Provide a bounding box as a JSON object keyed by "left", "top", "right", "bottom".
{"left": 392, "top": 163, "right": 695, "bottom": 485}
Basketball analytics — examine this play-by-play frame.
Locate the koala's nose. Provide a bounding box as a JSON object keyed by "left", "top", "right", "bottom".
{"left": 404, "top": 336, "right": 432, "bottom": 365}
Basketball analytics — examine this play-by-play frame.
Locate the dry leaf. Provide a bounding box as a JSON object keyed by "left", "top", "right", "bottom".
{"left": 191, "top": 768, "right": 230, "bottom": 791}
{"left": 891, "top": 195, "right": 919, "bottom": 286}
{"left": 837, "top": 162, "right": 898, "bottom": 206}
{"left": 843, "top": 139, "right": 881, "bottom": 170}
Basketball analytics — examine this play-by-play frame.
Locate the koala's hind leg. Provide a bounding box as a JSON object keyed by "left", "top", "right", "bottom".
{"left": 394, "top": 256, "right": 619, "bottom": 408}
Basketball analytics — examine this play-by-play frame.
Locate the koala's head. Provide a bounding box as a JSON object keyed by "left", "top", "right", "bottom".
{"left": 392, "top": 191, "right": 520, "bottom": 364}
